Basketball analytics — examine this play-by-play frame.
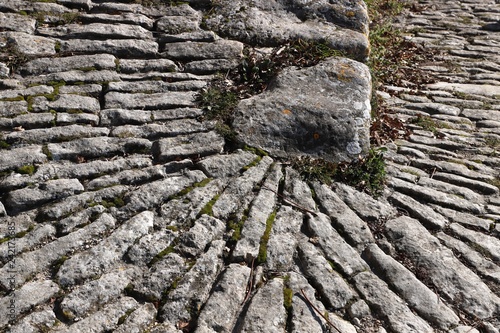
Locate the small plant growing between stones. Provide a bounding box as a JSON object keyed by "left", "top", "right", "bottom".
{"left": 17, "top": 164, "right": 36, "bottom": 175}
{"left": 291, "top": 148, "right": 387, "bottom": 197}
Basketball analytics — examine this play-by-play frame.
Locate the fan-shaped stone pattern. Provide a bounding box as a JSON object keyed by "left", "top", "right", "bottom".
{"left": 233, "top": 57, "right": 371, "bottom": 163}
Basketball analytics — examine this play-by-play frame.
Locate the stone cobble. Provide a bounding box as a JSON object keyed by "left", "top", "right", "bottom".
{"left": 0, "top": 0, "right": 499, "bottom": 332}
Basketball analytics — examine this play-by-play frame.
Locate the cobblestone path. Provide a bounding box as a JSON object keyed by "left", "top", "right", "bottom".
{"left": 0, "top": 0, "right": 499, "bottom": 332}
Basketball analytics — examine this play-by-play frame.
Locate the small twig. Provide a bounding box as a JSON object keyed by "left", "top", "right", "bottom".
{"left": 261, "top": 185, "right": 317, "bottom": 216}
{"left": 300, "top": 288, "right": 343, "bottom": 333}
{"left": 241, "top": 257, "right": 255, "bottom": 305}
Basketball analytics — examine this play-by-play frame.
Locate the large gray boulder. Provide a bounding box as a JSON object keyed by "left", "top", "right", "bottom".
{"left": 232, "top": 57, "right": 371, "bottom": 163}
{"left": 204, "top": 0, "right": 369, "bottom": 60}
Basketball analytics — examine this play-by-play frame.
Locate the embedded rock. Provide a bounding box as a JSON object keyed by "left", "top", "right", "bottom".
{"left": 233, "top": 57, "right": 371, "bottom": 163}
{"left": 204, "top": 0, "right": 369, "bottom": 60}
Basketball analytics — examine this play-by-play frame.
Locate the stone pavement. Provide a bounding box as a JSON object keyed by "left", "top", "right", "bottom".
{"left": 0, "top": 0, "right": 499, "bottom": 332}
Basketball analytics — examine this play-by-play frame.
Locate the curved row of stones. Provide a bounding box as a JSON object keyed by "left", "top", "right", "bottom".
{"left": 0, "top": 0, "right": 499, "bottom": 332}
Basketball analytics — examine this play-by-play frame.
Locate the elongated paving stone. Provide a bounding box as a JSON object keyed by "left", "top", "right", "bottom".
{"left": 386, "top": 216, "right": 500, "bottom": 319}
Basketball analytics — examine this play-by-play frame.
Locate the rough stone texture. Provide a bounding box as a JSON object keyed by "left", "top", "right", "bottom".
{"left": 1, "top": 0, "right": 500, "bottom": 331}
{"left": 233, "top": 57, "right": 371, "bottom": 163}
{"left": 195, "top": 264, "right": 251, "bottom": 333}
{"left": 205, "top": 0, "right": 369, "bottom": 60}
{"left": 386, "top": 216, "right": 500, "bottom": 319}
{"left": 240, "top": 278, "right": 287, "bottom": 333}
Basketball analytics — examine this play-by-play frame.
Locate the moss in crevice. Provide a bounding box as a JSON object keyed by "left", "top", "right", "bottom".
{"left": 148, "top": 244, "right": 176, "bottom": 267}
{"left": 197, "top": 193, "right": 220, "bottom": 218}
{"left": 16, "top": 164, "right": 36, "bottom": 175}
{"left": 291, "top": 148, "right": 387, "bottom": 197}
{"left": 168, "top": 178, "right": 212, "bottom": 201}
{"left": 256, "top": 209, "right": 277, "bottom": 264}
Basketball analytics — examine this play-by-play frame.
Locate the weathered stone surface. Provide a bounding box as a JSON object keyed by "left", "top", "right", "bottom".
{"left": 79, "top": 13, "right": 154, "bottom": 29}
{"left": 4, "top": 32, "right": 57, "bottom": 56}
{"left": 60, "top": 266, "right": 141, "bottom": 320}
{"left": 204, "top": 0, "right": 369, "bottom": 59}
{"left": 0, "top": 12, "right": 36, "bottom": 34}
{"left": 100, "top": 109, "right": 152, "bottom": 126}
{"left": 0, "top": 214, "right": 115, "bottom": 289}
{"left": 152, "top": 131, "right": 224, "bottom": 163}
{"left": 437, "top": 232, "right": 500, "bottom": 283}
{"left": 160, "top": 240, "right": 225, "bottom": 326}
{"left": 312, "top": 182, "right": 375, "bottom": 248}
{"left": 0, "top": 100, "right": 27, "bottom": 117}
{"left": 386, "top": 216, "right": 500, "bottom": 319}
{"left": 184, "top": 59, "right": 239, "bottom": 74}
{"left": 6, "top": 124, "right": 109, "bottom": 144}
{"left": 265, "top": 206, "right": 302, "bottom": 271}
{"left": 114, "top": 303, "right": 157, "bottom": 333}
{"left": 240, "top": 278, "right": 287, "bottom": 333}
{"left": 0, "top": 145, "right": 47, "bottom": 172}
{"left": 20, "top": 54, "right": 116, "bottom": 75}
{"left": 56, "top": 297, "right": 139, "bottom": 333}
{"left": 306, "top": 212, "right": 368, "bottom": 276}
{"left": 6, "top": 178, "right": 84, "bottom": 212}
{"left": 197, "top": 149, "right": 256, "bottom": 178}
{"left": 427, "top": 82, "right": 500, "bottom": 98}
{"left": 449, "top": 223, "right": 500, "bottom": 262}
{"left": 0, "top": 280, "right": 60, "bottom": 328}
{"left": 156, "top": 6, "right": 201, "bottom": 34}
{"left": 47, "top": 137, "right": 152, "bottom": 160}
{"left": 162, "top": 40, "right": 244, "bottom": 60}
{"left": 389, "top": 177, "right": 484, "bottom": 214}
{"left": 27, "top": 69, "right": 121, "bottom": 86}
{"left": 56, "top": 211, "right": 154, "bottom": 286}
{"left": 233, "top": 57, "right": 371, "bottom": 163}
{"left": 362, "top": 244, "right": 460, "bottom": 329}
{"left": 53, "top": 23, "right": 154, "bottom": 40}
{"left": 60, "top": 39, "right": 158, "bottom": 57}
{"left": 389, "top": 191, "right": 448, "bottom": 229}
{"left": 118, "top": 58, "right": 178, "bottom": 73}
{"left": 353, "top": 271, "right": 433, "bottom": 333}
{"left": 105, "top": 91, "right": 196, "bottom": 109}
{"left": 178, "top": 214, "right": 225, "bottom": 257}
{"left": 195, "top": 264, "right": 251, "bottom": 333}
{"left": 123, "top": 170, "right": 206, "bottom": 214}
{"left": 110, "top": 120, "right": 215, "bottom": 140}
{"left": 130, "top": 252, "right": 186, "bottom": 302}
{"left": 232, "top": 163, "right": 281, "bottom": 262}
{"left": 298, "top": 241, "right": 357, "bottom": 309}
{"left": 212, "top": 156, "right": 273, "bottom": 220}
{"left": 283, "top": 167, "right": 316, "bottom": 212}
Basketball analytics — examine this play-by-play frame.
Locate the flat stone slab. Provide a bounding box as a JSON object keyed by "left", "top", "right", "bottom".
{"left": 204, "top": 0, "right": 369, "bottom": 60}
{"left": 427, "top": 82, "right": 500, "bottom": 98}
{"left": 233, "top": 57, "right": 371, "bottom": 163}
{"left": 152, "top": 131, "right": 225, "bottom": 162}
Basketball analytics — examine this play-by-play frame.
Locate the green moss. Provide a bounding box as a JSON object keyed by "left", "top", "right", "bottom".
{"left": 52, "top": 255, "right": 69, "bottom": 273}
{"left": 166, "top": 225, "right": 179, "bottom": 232}
{"left": 283, "top": 287, "right": 293, "bottom": 310}
{"left": 168, "top": 178, "right": 212, "bottom": 200}
{"left": 0, "top": 95, "right": 25, "bottom": 102}
{"left": 0, "top": 141, "right": 11, "bottom": 150}
{"left": 54, "top": 41, "right": 61, "bottom": 53}
{"left": 484, "top": 136, "right": 500, "bottom": 148}
{"left": 256, "top": 210, "right": 277, "bottom": 264}
{"left": 117, "top": 308, "right": 135, "bottom": 325}
{"left": 243, "top": 145, "right": 268, "bottom": 157}
{"left": 17, "top": 164, "right": 36, "bottom": 175}
{"left": 409, "top": 114, "right": 451, "bottom": 134}
{"left": 241, "top": 156, "right": 262, "bottom": 172}
{"left": 291, "top": 148, "right": 387, "bottom": 197}
{"left": 197, "top": 193, "right": 220, "bottom": 218}
{"left": 149, "top": 244, "right": 176, "bottom": 267}
{"left": 227, "top": 213, "right": 247, "bottom": 243}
